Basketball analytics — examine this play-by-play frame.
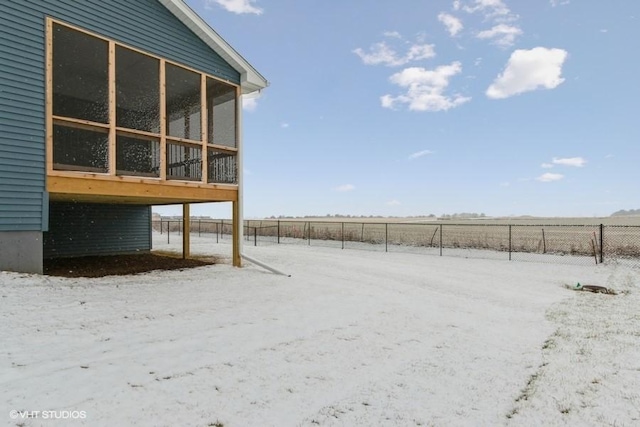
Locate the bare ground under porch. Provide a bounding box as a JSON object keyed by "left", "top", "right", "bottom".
{"left": 43, "top": 252, "right": 215, "bottom": 278}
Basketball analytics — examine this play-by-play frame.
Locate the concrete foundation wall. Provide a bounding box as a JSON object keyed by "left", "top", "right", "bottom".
{"left": 0, "top": 231, "right": 43, "bottom": 274}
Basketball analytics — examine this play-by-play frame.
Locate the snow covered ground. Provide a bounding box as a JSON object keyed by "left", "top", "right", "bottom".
{"left": 1, "top": 233, "right": 639, "bottom": 426}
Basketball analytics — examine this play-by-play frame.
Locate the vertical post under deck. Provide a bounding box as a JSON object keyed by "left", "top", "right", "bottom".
{"left": 182, "top": 204, "right": 190, "bottom": 259}
{"left": 232, "top": 201, "right": 241, "bottom": 267}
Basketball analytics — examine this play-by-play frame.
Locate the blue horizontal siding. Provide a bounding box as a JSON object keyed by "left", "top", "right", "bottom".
{"left": 0, "top": 127, "right": 44, "bottom": 140}
{"left": 0, "top": 1, "right": 45, "bottom": 231}
{"left": 0, "top": 110, "right": 44, "bottom": 125}
{"left": 44, "top": 203, "right": 151, "bottom": 258}
{"left": 0, "top": 144, "right": 45, "bottom": 160}
{"left": 0, "top": 161, "right": 39, "bottom": 170}
{"left": 0, "top": 194, "right": 43, "bottom": 231}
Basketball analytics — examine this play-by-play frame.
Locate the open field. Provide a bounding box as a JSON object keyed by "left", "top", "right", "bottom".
{"left": 2, "top": 235, "right": 639, "bottom": 426}
{"left": 154, "top": 217, "right": 640, "bottom": 266}
{"left": 250, "top": 216, "right": 640, "bottom": 226}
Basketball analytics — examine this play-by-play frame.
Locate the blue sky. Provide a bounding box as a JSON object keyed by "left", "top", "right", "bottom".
{"left": 156, "top": 0, "right": 639, "bottom": 218}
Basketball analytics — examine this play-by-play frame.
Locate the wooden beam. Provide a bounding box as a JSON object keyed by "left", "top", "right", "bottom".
{"left": 47, "top": 174, "right": 238, "bottom": 203}
{"left": 182, "top": 203, "right": 190, "bottom": 259}
{"left": 52, "top": 117, "right": 110, "bottom": 132}
{"left": 232, "top": 200, "right": 241, "bottom": 267}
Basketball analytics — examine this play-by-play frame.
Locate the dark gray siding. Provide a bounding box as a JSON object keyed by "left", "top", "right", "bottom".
{"left": 0, "top": 0, "right": 240, "bottom": 232}
{"left": 44, "top": 203, "right": 151, "bottom": 258}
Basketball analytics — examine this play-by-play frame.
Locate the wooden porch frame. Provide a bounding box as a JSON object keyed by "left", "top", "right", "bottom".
{"left": 45, "top": 18, "right": 243, "bottom": 264}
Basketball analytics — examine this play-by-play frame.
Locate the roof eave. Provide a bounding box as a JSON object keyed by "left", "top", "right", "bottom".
{"left": 159, "top": 0, "right": 269, "bottom": 94}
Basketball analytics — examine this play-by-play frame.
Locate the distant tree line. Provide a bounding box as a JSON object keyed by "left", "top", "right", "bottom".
{"left": 611, "top": 209, "right": 640, "bottom": 217}
{"left": 439, "top": 213, "right": 487, "bottom": 219}
{"left": 266, "top": 213, "right": 490, "bottom": 219}
{"left": 267, "top": 214, "right": 438, "bottom": 219}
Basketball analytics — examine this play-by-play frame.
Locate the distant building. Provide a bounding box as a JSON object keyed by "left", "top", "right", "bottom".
{"left": 0, "top": 0, "right": 267, "bottom": 273}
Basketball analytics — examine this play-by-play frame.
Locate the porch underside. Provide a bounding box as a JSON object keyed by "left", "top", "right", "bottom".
{"left": 47, "top": 174, "right": 242, "bottom": 266}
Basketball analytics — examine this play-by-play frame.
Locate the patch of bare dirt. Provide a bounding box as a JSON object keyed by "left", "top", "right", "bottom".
{"left": 44, "top": 253, "right": 215, "bottom": 278}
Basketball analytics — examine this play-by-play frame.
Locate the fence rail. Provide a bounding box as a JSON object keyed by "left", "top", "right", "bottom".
{"left": 152, "top": 220, "right": 640, "bottom": 267}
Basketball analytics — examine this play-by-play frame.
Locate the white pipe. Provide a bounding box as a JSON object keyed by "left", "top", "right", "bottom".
{"left": 242, "top": 253, "right": 291, "bottom": 277}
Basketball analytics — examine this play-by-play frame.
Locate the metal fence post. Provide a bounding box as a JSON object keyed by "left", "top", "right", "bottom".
{"left": 167, "top": 221, "right": 170, "bottom": 244}
{"left": 385, "top": 223, "right": 388, "bottom": 253}
{"left": 600, "top": 224, "right": 604, "bottom": 263}
{"left": 342, "top": 222, "right": 345, "bottom": 249}
{"left": 254, "top": 227, "right": 257, "bottom": 247}
{"left": 509, "top": 225, "right": 512, "bottom": 261}
{"left": 439, "top": 224, "right": 443, "bottom": 256}
{"left": 216, "top": 222, "right": 219, "bottom": 243}
{"left": 277, "top": 220, "right": 280, "bottom": 244}
{"left": 198, "top": 219, "right": 201, "bottom": 237}
{"left": 308, "top": 222, "right": 311, "bottom": 246}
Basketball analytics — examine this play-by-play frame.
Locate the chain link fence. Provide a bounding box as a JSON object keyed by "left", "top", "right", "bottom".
{"left": 152, "top": 220, "right": 640, "bottom": 267}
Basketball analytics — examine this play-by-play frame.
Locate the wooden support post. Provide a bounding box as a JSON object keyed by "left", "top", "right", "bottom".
{"left": 201, "top": 75, "right": 208, "bottom": 184}
{"left": 159, "top": 59, "right": 167, "bottom": 181}
{"left": 45, "top": 19, "right": 53, "bottom": 174}
{"left": 232, "top": 200, "right": 241, "bottom": 267}
{"left": 182, "top": 203, "right": 190, "bottom": 259}
{"left": 108, "top": 41, "right": 116, "bottom": 176}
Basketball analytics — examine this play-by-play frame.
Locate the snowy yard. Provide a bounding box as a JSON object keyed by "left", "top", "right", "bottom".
{"left": 1, "top": 234, "right": 639, "bottom": 426}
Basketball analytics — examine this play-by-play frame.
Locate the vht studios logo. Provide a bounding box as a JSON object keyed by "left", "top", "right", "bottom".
{"left": 9, "top": 410, "right": 87, "bottom": 420}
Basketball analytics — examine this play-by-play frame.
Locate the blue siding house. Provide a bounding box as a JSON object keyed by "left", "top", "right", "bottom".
{"left": 0, "top": 0, "right": 267, "bottom": 273}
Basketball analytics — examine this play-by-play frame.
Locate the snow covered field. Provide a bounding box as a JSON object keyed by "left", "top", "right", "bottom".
{"left": 1, "top": 234, "right": 639, "bottom": 426}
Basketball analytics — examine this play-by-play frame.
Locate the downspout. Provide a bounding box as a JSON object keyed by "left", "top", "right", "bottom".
{"left": 238, "top": 89, "right": 288, "bottom": 276}
{"left": 241, "top": 253, "right": 291, "bottom": 277}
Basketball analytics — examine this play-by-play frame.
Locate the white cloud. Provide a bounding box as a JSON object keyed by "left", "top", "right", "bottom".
{"left": 408, "top": 149, "right": 433, "bottom": 160}
{"left": 387, "top": 200, "right": 401, "bottom": 206}
{"left": 406, "top": 44, "right": 436, "bottom": 61}
{"left": 280, "top": 123, "right": 290, "bottom": 129}
{"left": 550, "top": 0, "right": 570, "bottom": 6}
{"left": 536, "top": 172, "right": 564, "bottom": 182}
{"left": 438, "top": 13, "right": 464, "bottom": 37}
{"left": 486, "top": 47, "right": 568, "bottom": 99}
{"left": 458, "top": 0, "right": 521, "bottom": 46}
{"left": 477, "top": 24, "right": 522, "bottom": 47}
{"left": 500, "top": 182, "right": 510, "bottom": 187}
{"left": 242, "top": 96, "right": 259, "bottom": 111}
{"left": 335, "top": 184, "right": 355, "bottom": 192}
{"left": 381, "top": 62, "right": 471, "bottom": 112}
{"left": 210, "top": 0, "right": 263, "bottom": 14}
{"left": 460, "top": 0, "right": 516, "bottom": 22}
{"left": 541, "top": 163, "right": 554, "bottom": 169}
{"left": 383, "top": 31, "right": 402, "bottom": 39}
{"left": 552, "top": 157, "right": 587, "bottom": 167}
{"left": 353, "top": 41, "right": 435, "bottom": 67}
